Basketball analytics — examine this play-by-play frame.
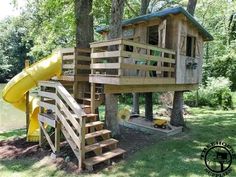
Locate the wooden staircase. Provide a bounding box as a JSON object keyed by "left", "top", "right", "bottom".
{"left": 38, "top": 81, "right": 125, "bottom": 171}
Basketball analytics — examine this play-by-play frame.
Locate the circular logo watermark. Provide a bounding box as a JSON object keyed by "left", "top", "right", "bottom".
{"left": 201, "top": 141, "right": 235, "bottom": 177}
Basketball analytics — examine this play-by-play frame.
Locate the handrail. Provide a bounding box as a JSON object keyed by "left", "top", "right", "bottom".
{"left": 38, "top": 80, "right": 86, "bottom": 169}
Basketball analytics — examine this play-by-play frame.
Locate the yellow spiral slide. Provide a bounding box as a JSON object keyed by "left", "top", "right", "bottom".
{"left": 2, "top": 52, "right": 62, "bottom": 142}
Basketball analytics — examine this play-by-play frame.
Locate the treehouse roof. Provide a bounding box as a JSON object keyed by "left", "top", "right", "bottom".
{"left": 96, "top": 6, "right": 213, "bottom": 41}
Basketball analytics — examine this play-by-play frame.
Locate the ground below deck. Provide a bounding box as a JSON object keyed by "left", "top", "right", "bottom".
{"left": 0, "top": 126, "right": 164, "bottom": 173}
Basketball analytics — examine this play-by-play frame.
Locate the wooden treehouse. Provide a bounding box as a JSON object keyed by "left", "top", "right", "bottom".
{"left": 37, "top": 7, "right": 213, "bottom": 171}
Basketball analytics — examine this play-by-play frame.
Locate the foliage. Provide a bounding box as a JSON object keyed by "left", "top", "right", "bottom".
{"left": 195, "top": 0, "right": 236, "bottom": 89}
{"left": 185, "top": 77, "right": 233, "bottom": 109}
{"left": 0, "top": 17, "right": 33, "bottom": 81}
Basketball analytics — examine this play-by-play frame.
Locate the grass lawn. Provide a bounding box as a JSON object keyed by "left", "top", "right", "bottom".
{"left": 0, "top": 107, "right": 236, "bottom": 177}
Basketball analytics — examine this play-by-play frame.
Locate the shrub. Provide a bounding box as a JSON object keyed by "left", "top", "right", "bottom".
{"left": 184, "top": 77, "right": 233, "bottom": 109}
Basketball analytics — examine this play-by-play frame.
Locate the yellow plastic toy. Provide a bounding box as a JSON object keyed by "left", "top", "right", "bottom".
{"left": 153, "top": 118, "right": 168, "bottom": 129}
{"left": 2, "top": 51, "right": 62, "bottom": 142}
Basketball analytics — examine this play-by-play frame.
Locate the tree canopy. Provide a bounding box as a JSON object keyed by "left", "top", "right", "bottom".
{"left": 0, "top": 0, "right": 235, "bottom": 90}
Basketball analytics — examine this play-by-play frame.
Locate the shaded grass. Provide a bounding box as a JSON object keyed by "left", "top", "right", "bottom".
{"left": 0, "top": 128, "right": 26, "bottom": 141}
{"left": 1, "top": 108, "right": 236, "bottom": 177}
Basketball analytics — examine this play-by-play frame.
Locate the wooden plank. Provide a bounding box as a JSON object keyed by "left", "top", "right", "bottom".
{"left": 90, "top": 39, "right": 122, "bottom": 48}
{"left": 57, "top": 98, "right": 82, "bottom": 135}
{"left": 83, "top": 148, "right": 125, "bottom": 166}
{"left": 89, "top": 75, "right": 175, "bottom": 85}
{"left": 39, "top": 101, "right": 56, "bottom": 112}
{"left": 60, "top": 48, "right": 74, "bottom": 54}
{"left": 90, "top": 63, "right": 120, "bottom": 69}
{"left": 57, "top": 111, "right": 81, "bottom": 149}
{"left": 76, "top": 55, "right": 91, "bottom": 61}
{"left": 57, "top": 85, "right": 86, "bottom": 117}
{"left": 38, "top": 114, "right": 56, "bottom": 127}
{"left": 39, "top": 81, "right": 59, "bottom": 88}
{"left": 89, "top": 75, "right": 120, "bottom": 85}
{"left": 91, "top": 51, "right": 120, "bottom": 59}
{"left": 76, "top": 48, "right": 91, "bottom": 53}
{"left": 85, "top": 121, "right": 104, "bottom": 129}
{"left": 39, "top": 121, "right": 56, "bottom": 153}
{"left": 79, "top": 115, "right": 86, "bottom": 171}
{"left": 76, "top": 64, "right": 90, "bottom": 70}
{"left": 62, "top": 64, "right": 74, "bottom": 69}
{"left": 121, "top": 51, "right": 175, "bottom": 63}
{"left": 104, "top": 84, "right": 199, "bottom": 94}
{"left": 120, "top": 77, "right": 175, "bottom": 85}
{"left": 63, "top": 55, "right": 74, "bottom": 61}
{"left": 122, "top": 39, "right": 176, "bottom": 54}
{"left": 91, "top": 83, "right": 95, "bottom": 114}
{"left": 55, "top": 121, "right": 61, "bottom": 152}
{"left": 85, "top": 129, "right": 111, "bottom": 140}
{"left": 38, "top": 91, "right": 56, "bottom": 99}
{"left": 121, "top": 63, "right": 175, "bottom": 72}
{"left": 84, "top": 138, "right": 118, "bottom": 153}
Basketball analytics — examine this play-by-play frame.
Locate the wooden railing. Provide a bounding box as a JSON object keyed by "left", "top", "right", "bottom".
{"left": 38, "top": 81, "right": 86, "bottom": 170}
{"left": 58, "top": 48, "right": 91, "bottom": 82}
{"left": 90, "top": 38, "right": 176, "bottom": 85}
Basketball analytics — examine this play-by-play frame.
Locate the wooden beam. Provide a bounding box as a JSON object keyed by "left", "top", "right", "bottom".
{"left": 121, "top": 51, "right": 175, "bottom": 63}
{"left": 39, "top": 121, "right": 56, "bottom": 153}
{"left": 25, "top": 60, "right": 30, "bottom": 134}
{"left": 90, "top": 83, "right": 95, "bottom": 114}
{"left": 104, "top": 84, "right": 199, "bottom": 93}
{"left": 90, "top": 38, "right": 122, "bottom": 48}
{"left": 89, "top": 75, "right": 175, "bottom": 85}
{"left": 90, "top": 63, "right": 120, "bottom": 69}
{"left": 91, "top": 51, "right": 120, "bottom": 59}
{"left": 122, "top": 39, "right": 176, "bottom": 54}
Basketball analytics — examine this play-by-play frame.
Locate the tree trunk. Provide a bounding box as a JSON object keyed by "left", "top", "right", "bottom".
{"left": 105, "top": 94, "right": 120, "bottom": 135}
{"left": 170, "top": 0, "right": 197, "bottom": 127}
{"left": 132, "top": 93, "right": 139, "bottom": 115}
{"left": 108, "top": 0, "right": 125, "bottom": 40}
{"left": 105, "top": 0, "right": 125, "bottom": 136}
{"left": 140, "top": 0, "right": 150, "bottom": 15}
{"left": 170, "top": 91, "right": 185, "bottom": 126}
{"left": 132, "top": 0, "right": 151, "bottom": 116}
{"left": 187, "top": 0, "right": 197, "bottom": 16}
{"left": 75, "top": 0, "right": 93, "bottom": 48}
{"left": 145, "top": 92, "right": 153, "bottom": 121}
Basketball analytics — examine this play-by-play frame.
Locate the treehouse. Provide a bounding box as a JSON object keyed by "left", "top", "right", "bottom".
{"left": 7, "top": 7, "right": 213, "bottom": 171}
{"left": 90, "top": 7, "right": 213, "bottom": 94}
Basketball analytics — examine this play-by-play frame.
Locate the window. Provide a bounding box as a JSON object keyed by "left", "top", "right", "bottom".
{"left": 186, "top": 36, "right": 196, "bottom": 57}
{"left": 148, "top": 25, "right": 159, "bottom": 45}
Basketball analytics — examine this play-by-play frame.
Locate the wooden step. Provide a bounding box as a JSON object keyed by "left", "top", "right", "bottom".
{"left": 81, "top": 104, "right": 91, "bottom": 114}
{"left": 85, "top": 129, "right": 111, "bottom": 140}
{"left": 85, "top": 121, "right": 104, "bottom": 128}
{"left": 84, "top": 138, "right": 118, "bottom": 153}
{"left": 83, "top": 148, "right": 125, "bottom": 171}
{"left": 38, "top": 113, "right": 56, "bottom": 127}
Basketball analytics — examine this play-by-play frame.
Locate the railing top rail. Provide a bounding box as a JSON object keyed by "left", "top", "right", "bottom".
{"left": 90, "top": 38, "right": 123, "bottom": 48}
{"left": 39, "top": 81, "right": 86, "bottom": 118}
{"left": 38, "top": 81, "right": 60, "bottom": 88}
{"left": 57, "top": 84, "right": 86, "bottom": 117}
{"left": 122, "top": 39, "right": 176, "bottom": 55}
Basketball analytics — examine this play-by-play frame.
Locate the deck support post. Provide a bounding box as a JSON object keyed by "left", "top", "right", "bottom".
{"left": 55, "top": 121, "right": 61, "bottom": 152}
{"left": 91, "top": 83, "right": 96, "bottom": 114}
{"left": 25, "top": 60, "right": 30, "bottom": 135}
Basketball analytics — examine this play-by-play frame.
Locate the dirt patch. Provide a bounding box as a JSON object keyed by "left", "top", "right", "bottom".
{"left": 0, "top": 126, "right": 162, "bottom": 173}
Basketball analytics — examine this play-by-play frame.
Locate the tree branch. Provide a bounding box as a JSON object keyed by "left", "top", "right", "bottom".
{"left": 125, "top": 0, "right": 139, "bottom": 16}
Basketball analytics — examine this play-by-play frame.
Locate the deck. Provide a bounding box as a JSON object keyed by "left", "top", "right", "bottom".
{"left": 90, "top": 38, "right": 176, "bottom": 85}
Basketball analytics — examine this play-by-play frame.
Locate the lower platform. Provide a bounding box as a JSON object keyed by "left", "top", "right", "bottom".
{"left": 120, "top": 117, "right": 183, "bottom": 137}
